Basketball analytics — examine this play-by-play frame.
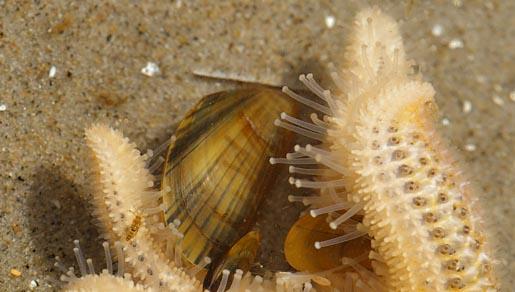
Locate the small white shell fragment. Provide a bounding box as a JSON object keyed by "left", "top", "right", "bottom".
{"left": 29, "top": 279, "right": 39, "bottom": 289}
{"left": 141, "top": 62, "right": 160, "bottom": 77}
{"left": 325, "top": 15, "right": 336, "bottom": 28}
{"left": 509, "top": 91, "right": 515, "bottom": 102}
{"left": 464, "top": 144, "right": 476, "bottom": 152}
{"left": 448, "top": 38, "right": 464, "bottom": 49}
{"left": 462, "top": 100, "right": 472, "bottom": 113}
{"left": 476, "top": 75, "right": 487, "bottom": 84}
{"left": 49, "top": 65, "right": 57, "bottom": 78}
{"left": 0, "top": 104, "right": 6, "bottom": 111}
{"left": 492, "top": 95, "right": 504, "bottom": 106}
{"left": 453, "top": 0, "right": 463, "bottom": 7}
{"left": 431, "top": 24, "right": 443, "bottom": 36}
{"left": 441, "top": 118, "right": 450, "bottom": 126}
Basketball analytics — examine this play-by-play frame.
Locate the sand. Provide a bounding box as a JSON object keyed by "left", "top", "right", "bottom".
{"left": 0, "top": 1, "right": 513, "bottom": 291}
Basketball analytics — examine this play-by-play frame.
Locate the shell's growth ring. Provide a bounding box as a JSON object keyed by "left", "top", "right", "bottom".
{"left": 273, "top": 7, "right": 498, "bottom": 291}
{"left": 160, "top": 88, "right": 298, "bottom": 288}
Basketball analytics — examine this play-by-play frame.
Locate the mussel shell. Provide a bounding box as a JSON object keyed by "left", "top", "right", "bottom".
{"left": 284, "top": 214, "right": 371, "bottom": 272}
{"left": 161, "top": 87, "right": 298, "bottom": 269}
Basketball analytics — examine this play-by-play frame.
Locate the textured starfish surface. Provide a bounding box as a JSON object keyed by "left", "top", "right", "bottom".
{"left": 62, "top": 125, "right": 333, "bottom": 292}
{"left": 62, "top": 124, "right": 201, "bottom": 291}
{"left": 275, "top": 7, "right": 499, "bottom": 292}
{"left": 60, "top": 7, "right": 499, "bottom": 292}
{"left": 63, "top": 272, "right": 146, "bottom": 292}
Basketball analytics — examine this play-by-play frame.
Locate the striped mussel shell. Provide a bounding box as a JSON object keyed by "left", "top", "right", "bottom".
{"left": 161, "top": 87, "right": 298, "bottom": 283}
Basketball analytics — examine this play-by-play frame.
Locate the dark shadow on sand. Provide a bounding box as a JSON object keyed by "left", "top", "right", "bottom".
{"left": 27, "top": 166, "right": 102, "bottom": 289}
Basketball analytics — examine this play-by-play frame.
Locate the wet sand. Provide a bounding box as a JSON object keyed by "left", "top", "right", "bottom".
{"left": 0, "top": 1, "right": 513, "bottom": 290}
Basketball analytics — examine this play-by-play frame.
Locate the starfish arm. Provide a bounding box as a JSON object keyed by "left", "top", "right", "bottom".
{"left": 63, "top": 273, "right": 148, "bottom": 292}
{"left": 84, "top": 124, "right": 201, "bottom": 291}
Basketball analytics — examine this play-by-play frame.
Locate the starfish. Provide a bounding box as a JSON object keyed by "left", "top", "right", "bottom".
{"left": 273, "top": 7, "right": 499, "bottom": 291}
{"left": 59, "top": 7, "right": 499, "bottom": 292}
{"left": 61, "top": 125, "right": 321, "bottom": 291}
{"left": 60, "top": 124, "right": 201, "bottom": 291}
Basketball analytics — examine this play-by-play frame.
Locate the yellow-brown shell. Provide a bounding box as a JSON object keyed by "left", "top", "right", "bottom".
{"left": 161, "top": 87, "right": 298, "bottom": 273}
{"left": 284, "top": 214, "right": 371, "bottom": 273}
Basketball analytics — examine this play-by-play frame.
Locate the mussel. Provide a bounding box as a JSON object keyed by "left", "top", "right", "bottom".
{"left": 160, "top": 87, "right": 299, "bottom": 288}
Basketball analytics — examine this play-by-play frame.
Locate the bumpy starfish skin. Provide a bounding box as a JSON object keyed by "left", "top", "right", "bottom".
{"left": 61, "top": 7, "right": 500, "bottom": 292}
{"left": 342, "top": 9, "right": 497, "bottom": 291}
{"left": 63, "top": 126, "right": 334, "bottom": 291}
{"left": 283, "top": 8, "right": 498, "bottom": 291}
{"left": 63, "top": 272, "right": 146, "bottom": 292}
{"left": 62, "top": 125, "right": 201, "bottom": 291}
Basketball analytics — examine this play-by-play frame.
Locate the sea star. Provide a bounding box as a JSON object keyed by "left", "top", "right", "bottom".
{"left": 273, "top": 7, "right": 499, "bottom": 291}
{"left": 59, "top": 7, "right": 499, "bottom": 292}
{"left": 61, "top": 124, "right": 201, "bottom": 291}
{"left": 61, "top": 124, "right": 321, "bottom": 292}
